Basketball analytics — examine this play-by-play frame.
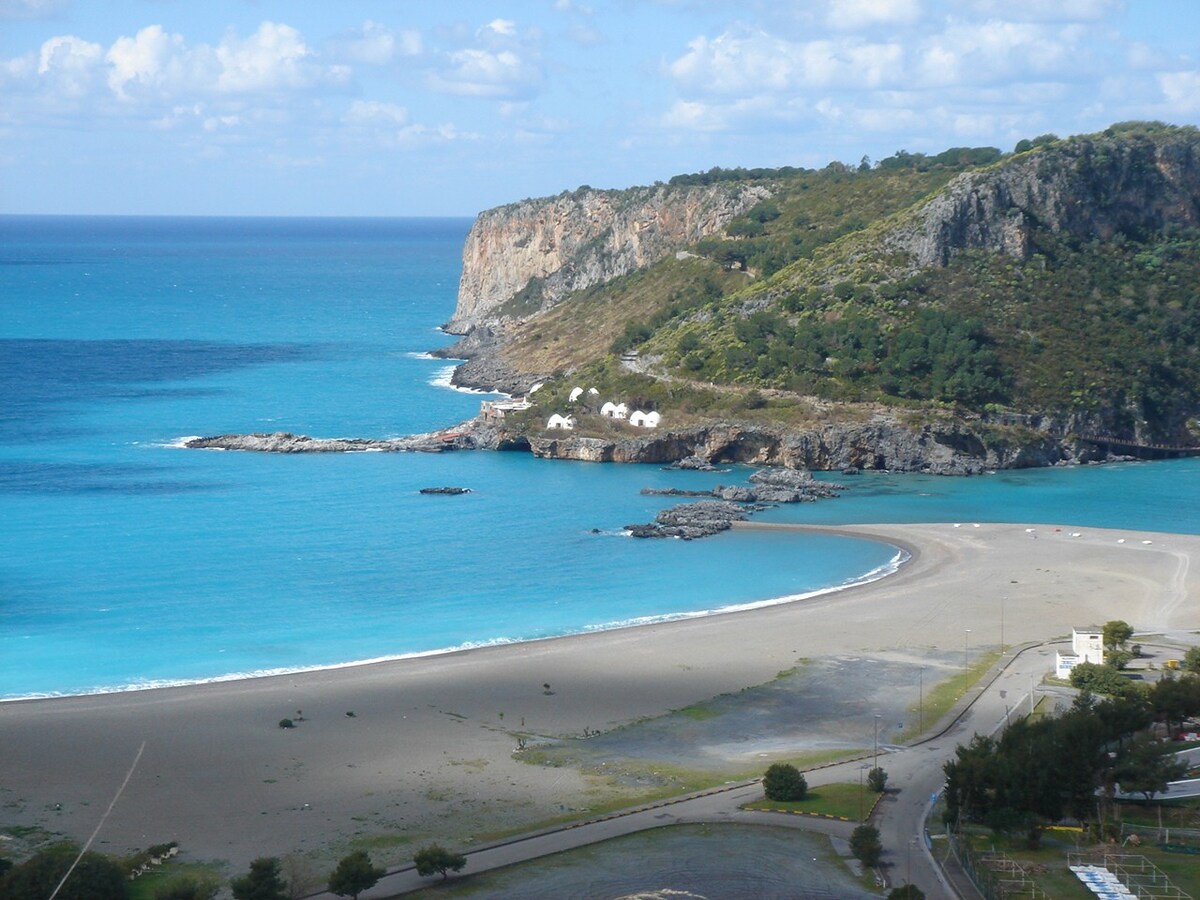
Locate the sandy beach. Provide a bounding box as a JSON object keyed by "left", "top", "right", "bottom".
{"left": 2, "top": 522, "right": 1197, "bottom": 874}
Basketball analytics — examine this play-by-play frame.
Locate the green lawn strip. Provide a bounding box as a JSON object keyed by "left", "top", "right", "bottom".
{"left": 743, "top": 782, "right": 867, "bottom": 821}
{"left": 895, "top": 651, "right": 1003, "bottom": 743}
{"left": 127, "top": 862, "right": 226, "bottom": 900}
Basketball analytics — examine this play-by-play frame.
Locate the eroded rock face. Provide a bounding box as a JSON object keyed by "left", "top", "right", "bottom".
{"left": 888, "top": 130, "right": 1200, "bottom": 268}
{"left": 446, "top": 183, "right": 772, "bottom": 333}
{"left": 528, "top": 418, "right": 1087, "bottom": 474}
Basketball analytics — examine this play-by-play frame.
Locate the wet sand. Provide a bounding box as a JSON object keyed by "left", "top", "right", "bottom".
{"left": 1, "top": 522, "right": 1196, "bottom": 871}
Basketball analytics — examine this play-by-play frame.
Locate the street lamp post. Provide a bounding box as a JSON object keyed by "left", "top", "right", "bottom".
{"left": 859, "top": 765, "right": 865, "bottom": 822}
{"left": 873, "top": 714, "right": 881, "bottom": 770}
{"left": 1001, "top": 595, "right": 1006, "bottom": 654}
{"left": 964, "top": 628, "right": 971, "bottom": 677}
{"left": 918, "top": 666, "right": 924, "bottom": 733}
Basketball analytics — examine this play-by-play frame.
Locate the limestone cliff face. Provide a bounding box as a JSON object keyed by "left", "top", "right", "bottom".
{"left": 447, "top": 183, "right": 771, "bottom": 333}
{"left": 887, "top": 129, "right": 1200, "bottom": 267}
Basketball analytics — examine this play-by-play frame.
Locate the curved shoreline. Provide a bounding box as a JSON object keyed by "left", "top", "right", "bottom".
{"left": 0, "top": 533, "right": 910, "bottom": 704}
{"left": 2, "top": 522, "right": 1196, "bottom": 872}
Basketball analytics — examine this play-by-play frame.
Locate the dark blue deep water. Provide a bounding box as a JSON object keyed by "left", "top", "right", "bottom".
{"left": 1, "top": 215, "right": 1196, "bottom": 699}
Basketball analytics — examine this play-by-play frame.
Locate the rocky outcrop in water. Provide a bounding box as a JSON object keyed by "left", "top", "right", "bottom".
{"left": 625, "top": 500, "right": 753, "bottom": 540}
{"left": 183, "top": 430, "right": 489, "bottom": 454}
{"left": 643, "top": 468, "right": 844, "bottom": 503}
{"left": 183, "top": 412, "right": 1104, "bottom": 473}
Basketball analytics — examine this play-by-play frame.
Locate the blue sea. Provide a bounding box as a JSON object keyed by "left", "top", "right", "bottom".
{"left": 2, "top": 215, "right": 1197, "bottom": 701}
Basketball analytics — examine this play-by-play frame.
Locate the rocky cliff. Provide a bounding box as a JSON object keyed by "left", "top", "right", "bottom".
{"left": 525, "top": 416, "right": 1089, "bottom": 474}
{"left": 886, "top": 128, "right": 1200, "bottom": 268}
{"left": 445, "top": 182, "right": 772, "bottom": 333}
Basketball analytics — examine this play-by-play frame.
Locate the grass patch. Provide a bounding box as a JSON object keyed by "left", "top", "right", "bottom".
{"left": 674, "top": 704, "right": 719, "bottom": 721}
{"left": 348, "top": 832, "right": 414, "bottom": 851}
{"left": 895, "top": 651, "right": 1003, "bottom": 742}
{"left": 743, "top": 782, "right": 870, "bottom": 821}
{"left": 128, "top": 862, "right": 225, "bottom": 900}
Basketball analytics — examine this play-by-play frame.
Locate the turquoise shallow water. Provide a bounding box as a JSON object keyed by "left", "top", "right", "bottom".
{"left": 1, "top": 216, "right": 1197, "bottom": 700}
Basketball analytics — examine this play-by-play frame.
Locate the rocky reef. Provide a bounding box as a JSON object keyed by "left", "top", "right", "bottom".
{"left": 628, "top": 469, "right": 847, "bottom": 539}
{"left": 181, "top": 412, "right": 1110, "bottom": 475}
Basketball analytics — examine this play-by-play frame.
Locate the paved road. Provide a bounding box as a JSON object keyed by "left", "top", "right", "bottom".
{"left": 314, "top": 639, "right": 1189, "bottom": 899}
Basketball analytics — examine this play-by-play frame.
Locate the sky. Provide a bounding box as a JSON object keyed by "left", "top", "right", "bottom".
{"left": 2, "top": 0, "right": 1198, "bottom": 217}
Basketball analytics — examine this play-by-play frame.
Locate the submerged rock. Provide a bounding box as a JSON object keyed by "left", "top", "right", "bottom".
{"left": 419, "top": 487, "right": 472, "bottom": 495}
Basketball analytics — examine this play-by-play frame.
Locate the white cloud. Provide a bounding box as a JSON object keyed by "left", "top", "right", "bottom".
{"left": 430, "top": 47, "right": 542, "bottom": 98}
{"left": 6, "top": 20, "right": 353, "bottom": 113}
{"left": 661, "top": 99, "right": 728, "bottom": 131}
{"left": 1158, "top": 70, "right": 1200, "bottom": 115}
{"left": 328, "top": 21, "right": 421, "bottom": 66}
{"left": 345, "top": 99, "right": 409, "bottom": 126}
{"left": 827, "top": 0, "right": 922, "bottom": 30}
{"left": 106, "top": 25, "right": 199, "bottom": 100}
{"left": 215, "top": 21, "right": 346, "bottom": 94}
{"left": 484, "top": 19, "right": 517, "bottom": 38}
{"left": 0, "top": 0, "right": 65, "bottom": 20}
{"left": 915, "top": 20, "right": 1080, "bottom": 87}
{"left": 668, "top": 29, "right": 905, "bottom": 96}
{"left": 36, "top": 35, "right": 104, "bottom": 97}
{"left": 968, "top": 0, "right": 1124, "bottom": 22}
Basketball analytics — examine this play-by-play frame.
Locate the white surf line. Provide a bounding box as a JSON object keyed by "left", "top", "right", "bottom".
{"left": 48, "top": 741, "right": 146, "bottom": 900}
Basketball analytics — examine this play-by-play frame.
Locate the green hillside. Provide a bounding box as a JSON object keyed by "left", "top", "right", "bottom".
{"left": 502, "top": 122, "right": 1200, "bottom": 445}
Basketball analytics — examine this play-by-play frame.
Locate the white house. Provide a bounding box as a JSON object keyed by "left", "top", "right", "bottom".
{"left": 568, "top": 387, "right": 584, "bottom": 403}
{"left": 480, "top": 398, "right": 532, "bottom": 421}
{"left": 644, "top": 411, "right": 661, "bottom": 428}
{"left": 629, "top": 410, "right": 648, "bottom": 427}
{"left": 1055, "top": 626, "right": 1106, "bottom": 678}
{"left": 612, "top": 402, "right": 628, "bottom": 419}
{"left": 587, "top": 387, "right": 599, "bottom": 396}
{"left": 546, "top": 413, "right": 576, "bottom": 430}
{"left": 601, "top": 401, "right": 617, "bottom": 417}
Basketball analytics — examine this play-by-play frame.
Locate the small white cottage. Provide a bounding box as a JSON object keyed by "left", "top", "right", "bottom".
{"left": 546, "top": 413, "right": 576, "bottom": 430}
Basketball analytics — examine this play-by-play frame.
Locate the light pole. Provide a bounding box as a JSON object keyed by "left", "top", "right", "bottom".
{"left": 858, "top": 764, "right": 871, "bottom": 822}
{"left": 873, "top": 714, "right": 881, "bottom": 770}
{"left": 964, "top": 628, "right": 971, "bottom": 677}
{"left": 1001, "top": 595, "right": 1006, "bottom": 654}
{"left": 859, "top": 765, "right": 865, "bottom": 821}
{"left": 918, "top": 666, "right": 925, "bottom": 733}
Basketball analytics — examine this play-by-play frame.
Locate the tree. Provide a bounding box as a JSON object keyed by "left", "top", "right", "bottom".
{"left": 1150, "top": 673, "right": 1200, "bottom": 732}
{"left": 327, "top": 850, "right": 385, "bottom": 900}
{"left": 1, "top": 847, "right": 129, "bottom": 900}
{"left": 279, "top": 854, "right": 323, "bottom": 900}
{"left": 412, "top": 845, "right": 466, "bottom": 881}
{"left": 1069, "top": 662, "right": 1133, "bottom": 696}
{"left": 762, "top": 763, "right": 808, "bottom": 801}
{"left": 231, "top": 857, "right": 288, "bottom": 900}
{"left": 888, "top": 887, "right": 925, "bottom": 900}
{"left": 1183, "top": 646, "right": 1200, "bottom": 674}
{"left": 1115, "top": 734, "right": 1188, "bottom": 800}
{"left": 1103, "top": 620, "right": 1134, "bottom": 657}
{"left": 868, "top": 766, "right": 888, "bottom": 793}
{"left": 850, "top": 824, "right": 883, "bottom": 867}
